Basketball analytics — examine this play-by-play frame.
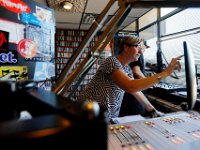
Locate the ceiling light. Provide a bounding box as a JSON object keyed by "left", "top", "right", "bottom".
{"left": 62, "top": 1, "right": 73, "bottom": 10}
{"left": 46, "top": 0, "right": 86, "bottom": 13}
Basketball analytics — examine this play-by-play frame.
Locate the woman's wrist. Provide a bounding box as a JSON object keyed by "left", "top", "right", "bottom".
{"left": 144, "top": 108, "right": 156, "bottom": 117}
{"left": 154, "top": 74, "right": 162, "bottom": 82}
{"left": 147, "top": 108, "right": 165, "bottom": 118}
{"left": 149, "top": 108, "right": 156, "bottom": 113}
{"left": 159, "top": 71, "right": 169, "bottom": 79}
{"left": 163, "top": 66, "right": 172, "bottom": 77}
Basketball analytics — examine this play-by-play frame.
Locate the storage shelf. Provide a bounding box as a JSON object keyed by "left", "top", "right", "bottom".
{"left": 55, "top": 29, "right": 99, "bottom": 100}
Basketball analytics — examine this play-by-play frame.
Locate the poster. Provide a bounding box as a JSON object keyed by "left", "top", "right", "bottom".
{"left": 0, "top": 66, "right": 28, "bottom": 81}
{"left": 34, "top": 62, "right": 55, "bottom": 81}
{"left": 23, "top": 24, "right": 52, "bottom": 61}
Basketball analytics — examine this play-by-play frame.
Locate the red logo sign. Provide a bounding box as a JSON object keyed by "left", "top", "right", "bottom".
{"left": 0, "top": 31, "right": 7, "bottom": 47}
{"left": 0, "top": 0, "right": 31, "bottom": 14}
{"left": 17, "top": 39, "right": 37, "bottom": 58}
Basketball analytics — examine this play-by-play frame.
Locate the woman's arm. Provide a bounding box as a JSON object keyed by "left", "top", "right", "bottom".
{"left": 132, "top": 65, "right": 145, "bottom": 79}
{"left": 132, "top": 91, "right": 154, "bottom": 112}
{"left": 110, "top": 55, "right": 182, "bottom": 94}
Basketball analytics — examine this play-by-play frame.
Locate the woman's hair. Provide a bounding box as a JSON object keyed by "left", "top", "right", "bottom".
{"left": 118, "top": 35, "right": 142, "bottom": 54}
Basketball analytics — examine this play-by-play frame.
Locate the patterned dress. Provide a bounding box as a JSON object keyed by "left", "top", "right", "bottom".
{"left": 78, "top": 56, "right": 133, "bottom": 120}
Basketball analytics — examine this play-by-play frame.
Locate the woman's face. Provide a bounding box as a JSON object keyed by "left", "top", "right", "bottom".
{"left": 125, "top": 44, "right": 142, "bottom": 61}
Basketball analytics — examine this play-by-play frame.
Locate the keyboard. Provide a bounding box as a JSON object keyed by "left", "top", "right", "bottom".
{"left": 153, "top": 82, "right": 186, "bottom": 93}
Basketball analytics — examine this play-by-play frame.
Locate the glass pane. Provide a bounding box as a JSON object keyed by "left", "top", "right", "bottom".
{"left": 161, "top": 8, "right": 200, "bottom": 36}
{"left": 123, "top": 21, "right": 137, "bottom": 31}
{"left": 161, "top": 8, "right": 177, "bottom": 17}
{"left": 139, "top": 9, "right": 157, "bottom": 29}
{"left": 139, "top": 24, "right": 158, "bottom": 65}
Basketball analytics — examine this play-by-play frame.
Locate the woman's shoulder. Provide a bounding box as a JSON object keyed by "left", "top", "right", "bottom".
{"left": 102, "top": 56, "right": 121, "bottom": 67}
{"left": 104, "top": 56, "right": 118, "bottom": 63}
{"left": 107, "top": 56, "right": 123, "bottom": 69}
{"left": 98, "top": 56, "right": 121, "bottom": 73}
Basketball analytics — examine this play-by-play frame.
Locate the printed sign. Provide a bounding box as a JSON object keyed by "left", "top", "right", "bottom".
{"left": 0, "top": 51, "right": 18, "bottom": 64}
{"left": 34, "top": 62, "right": 55, "bottom": 81}
{"left": 0, "top": 0, "right": 31, "bottom": 14}
{"left": 21, "top": 6, "right": 54, "bottom": 28}
{"left": 0, "top": 19, "right": 25, "bottom": 44}
{"left": 0, "top": 30, "right": 9, "bottom": 51}
{"left": 0, "top": 66, "right": 28, "bottom": 81}
{"left": 17, "top": 38, "right": 37, "bottom": 58}
{"left": 24, "top": 24, "right": 53, "bottom": 61}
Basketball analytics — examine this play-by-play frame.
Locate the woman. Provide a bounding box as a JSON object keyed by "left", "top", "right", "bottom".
{"left": 119, "top": 39, "right": 151, "bottom": 117}
{"left": 78, "top": 36, "right": 182, "bottom": 121}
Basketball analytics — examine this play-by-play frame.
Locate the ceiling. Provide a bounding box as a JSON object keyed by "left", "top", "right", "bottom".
{"left": 33, "top": 0, "right": 151, "bottom": 32}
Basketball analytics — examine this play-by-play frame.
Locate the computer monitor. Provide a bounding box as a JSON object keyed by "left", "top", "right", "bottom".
{"left": 183, "top": 41, "right": 197, "bottom": 110}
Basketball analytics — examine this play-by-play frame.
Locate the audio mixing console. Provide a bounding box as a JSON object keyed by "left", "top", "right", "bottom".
{"left": 108, "top": 111, "right": 200, "bottom": 150}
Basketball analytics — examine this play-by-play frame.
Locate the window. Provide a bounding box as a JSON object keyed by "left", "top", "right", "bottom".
{"left": 161, "top": 8, "right": 177, "bottom": 17}
{"left": 161, "top": 8, "right": 200, "bottom": 36}
{"left": 139, "top": 9, "right": 157, "bottom": 29}
{"left": 140, "top": 24, "right": 158, "bottom": 65}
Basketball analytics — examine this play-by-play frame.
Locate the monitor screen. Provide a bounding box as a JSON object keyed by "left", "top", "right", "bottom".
{"left": 183, "top": 41, "right": 197, "bottom": 109}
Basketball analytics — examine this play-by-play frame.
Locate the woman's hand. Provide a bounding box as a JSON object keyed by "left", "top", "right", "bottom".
{"left": 148, "top": 109, "right": 165, "bottom": 118}
{"left": 164, "top": 55, "right": 183, "bottom": 76}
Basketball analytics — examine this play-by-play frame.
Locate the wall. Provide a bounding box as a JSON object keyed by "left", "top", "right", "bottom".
{"left": 0, "top": 0, "right": 55, "bottom": 87}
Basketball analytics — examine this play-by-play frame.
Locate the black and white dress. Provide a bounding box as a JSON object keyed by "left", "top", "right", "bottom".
{"left": 78, "top": 56, "right": 133, "bottom": 120}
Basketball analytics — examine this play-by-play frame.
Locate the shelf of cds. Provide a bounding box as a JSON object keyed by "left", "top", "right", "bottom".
{"left": 55, "top": 29, "right": 99, "bottom": 100}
